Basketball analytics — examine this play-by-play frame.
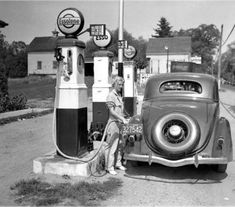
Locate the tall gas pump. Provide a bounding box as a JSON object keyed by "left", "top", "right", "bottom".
{"left": 54, "top": 8, "right": 88, "bottom": 157}
{"left": 123, "top": 45, "right": 138, "bottom": 117}
{"left": 90, "top": 30, "right": 113, "bottom": 138}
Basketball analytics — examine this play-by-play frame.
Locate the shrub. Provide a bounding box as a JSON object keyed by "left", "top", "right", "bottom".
{"left": 7, "top": 94, "right": 27, "bottom": 111}
{"left": 0, "top": 96, "right": 9, "bottom": 113}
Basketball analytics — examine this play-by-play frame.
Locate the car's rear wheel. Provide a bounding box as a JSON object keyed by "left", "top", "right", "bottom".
{"left": 151, "top": 112, "right": 200, "bottom": 156}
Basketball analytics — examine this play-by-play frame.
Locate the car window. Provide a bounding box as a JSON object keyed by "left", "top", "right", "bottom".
{"left": 160, "top": 81, "right": 202, "bottom": 94}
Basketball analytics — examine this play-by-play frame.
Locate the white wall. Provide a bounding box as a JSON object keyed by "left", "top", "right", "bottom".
{"left": 28, "top": 52, "right": 57, "bottom": 75}
{"left": 147, "top": 54, "right": 191, "bottom": 74}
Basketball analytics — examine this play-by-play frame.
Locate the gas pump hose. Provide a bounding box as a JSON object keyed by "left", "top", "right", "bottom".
{"left": 52, "top": 107, "right": 120, "bottom": 162}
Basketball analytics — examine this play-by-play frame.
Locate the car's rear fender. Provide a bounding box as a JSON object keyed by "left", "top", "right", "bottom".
{"left": 212, "top": 117, "right": 233, "bottom": 161}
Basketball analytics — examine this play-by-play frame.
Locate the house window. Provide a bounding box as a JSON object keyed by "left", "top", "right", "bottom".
{"left": 53, "top": 61, "right": 58, "bottom": 69}
{"left": 37, "top": 61, "right": 42, "bottom": 70}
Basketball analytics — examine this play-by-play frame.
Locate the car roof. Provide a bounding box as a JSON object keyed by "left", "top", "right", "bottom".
{"left": 148, "top": 72, "right": 216, "bottom": 83}
{"left": 144, "top": 73, "right": 219, "bottom": 101}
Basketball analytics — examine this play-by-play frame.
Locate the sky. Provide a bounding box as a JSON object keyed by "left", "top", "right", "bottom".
{"left": 0, "top": 0, "right": 235, "bottom": 53}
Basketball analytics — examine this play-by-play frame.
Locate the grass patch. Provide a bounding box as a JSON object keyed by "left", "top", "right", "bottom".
{"left": 10, "top": 177, "right": 122, "bottom": 206}
{"left": 8, "top": 76, "right": 94, "bottom": 108}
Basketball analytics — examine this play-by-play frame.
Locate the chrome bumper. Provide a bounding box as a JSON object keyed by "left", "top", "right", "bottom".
{"left": 124, "top": 153, "right": 229, "bottom": 168}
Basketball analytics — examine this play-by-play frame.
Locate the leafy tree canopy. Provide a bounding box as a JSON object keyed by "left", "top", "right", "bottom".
{"left": 173, "top": 24, "right": 220, "bottom": 71}
{"left": 215, "top": 42, "right": 235, "bottom": 82}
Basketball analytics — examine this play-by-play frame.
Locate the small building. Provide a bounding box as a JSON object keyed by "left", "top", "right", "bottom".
{"left": 27, "top": 30, "right": 95, "bottom": 76}
{"left": 27, "top": 30, "right": 62, "bottom": 76}
{"left": 146, "top": 36, "right": 192, "bottom": 74}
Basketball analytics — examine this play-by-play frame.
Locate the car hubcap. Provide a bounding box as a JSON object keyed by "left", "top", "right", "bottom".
{"left": 163, "top": 120, "right": 188, "bottom": 144}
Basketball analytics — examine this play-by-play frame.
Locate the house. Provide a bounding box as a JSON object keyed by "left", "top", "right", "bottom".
{"left": 27, "top": 30, "right": 95, "bottom": 76}
{"left": 146, "top": 36, "right": 192, "bottom": 74}
{"left": 27, "top": 30, "right": 62, "bottom": 76}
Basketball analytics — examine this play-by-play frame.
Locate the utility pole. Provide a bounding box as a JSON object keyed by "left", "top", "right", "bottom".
{"left": 218, "top": 24, "right": 223, "bottom": 89}
{"left": 118, "top": 0, "right": 124, "bottom": 77}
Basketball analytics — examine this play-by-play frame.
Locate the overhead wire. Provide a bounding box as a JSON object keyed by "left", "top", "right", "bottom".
{"left": 220, "top": 101, "right": 235, "bottom": 119}
{"left": 222, "top": 24, "right": 235, "bottom": 47}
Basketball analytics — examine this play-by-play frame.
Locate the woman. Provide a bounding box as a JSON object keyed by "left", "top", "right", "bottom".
{"left": 105, "top": 76, "right": 128, "bottom": 175}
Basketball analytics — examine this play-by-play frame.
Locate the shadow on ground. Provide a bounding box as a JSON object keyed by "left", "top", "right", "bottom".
{"left": 124, "top": 162, "right": 227, "bottom": 184}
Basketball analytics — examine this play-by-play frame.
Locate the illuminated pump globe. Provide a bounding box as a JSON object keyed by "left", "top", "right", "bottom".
{"left": 93, "top": 29, "right": 112, "bottom": 49}
{"left": 124, "top": 45, "right": 137, "bottom": 59}
{"left": 57, "top": 8, "right": 84, "bottom": 37}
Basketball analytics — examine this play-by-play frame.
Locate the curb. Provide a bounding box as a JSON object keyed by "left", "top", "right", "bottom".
{"left": 0, "top": 108, "right": 54, "bottom": 125}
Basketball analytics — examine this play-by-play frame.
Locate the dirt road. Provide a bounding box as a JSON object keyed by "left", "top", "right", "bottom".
{"left": 0, "top": 88, "right": 235, "bottom": 206}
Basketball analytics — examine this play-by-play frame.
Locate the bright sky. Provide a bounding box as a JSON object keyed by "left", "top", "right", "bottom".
{"left": 0, "top": 0, "right": 235, "bottom": 53}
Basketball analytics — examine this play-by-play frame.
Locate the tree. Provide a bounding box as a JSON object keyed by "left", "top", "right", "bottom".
{"left": 152, "top": 17, "right": 173, "bottom": 38}
{"left": 215, "top": 42, "right": 235, "bottom": 82}
{"left": 174, "top": 24, "right": 220, "bottom": 71}
{"left": 0, "top": 32, "right": 9, "bottom": 112}
{"left": 84, "top": 28, "right": 148, "bottom": 69}
{"left": 5, "top": 41, "right": 27, "bottom": 78}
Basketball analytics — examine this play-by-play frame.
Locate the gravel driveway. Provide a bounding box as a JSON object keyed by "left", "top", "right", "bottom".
{"left": 0, "top": 88, "right": 235, "bottom": 206}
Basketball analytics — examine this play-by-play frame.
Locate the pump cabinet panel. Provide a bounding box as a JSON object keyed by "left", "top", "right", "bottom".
{"left": 56, "top": 108, "right": 88, "bottom": 156}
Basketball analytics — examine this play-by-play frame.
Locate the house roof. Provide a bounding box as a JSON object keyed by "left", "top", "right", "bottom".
{"left": 27, "top": 36, "right": 64, "bottom": 52}
{"left": 146, "top": 36, "right": 191, "bottom": 55}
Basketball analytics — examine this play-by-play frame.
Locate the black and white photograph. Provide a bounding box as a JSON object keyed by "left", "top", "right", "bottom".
{"left": 0, "top": 0, "right": 235, "bottom": 206}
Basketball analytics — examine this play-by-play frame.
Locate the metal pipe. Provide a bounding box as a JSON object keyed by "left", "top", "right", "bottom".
{"left": 218, "top": 24, "right": 223, "bottom": 89}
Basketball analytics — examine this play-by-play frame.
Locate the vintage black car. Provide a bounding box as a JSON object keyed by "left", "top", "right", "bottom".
{"left": 122, "top": 73, "right": 233, "bottom": 173}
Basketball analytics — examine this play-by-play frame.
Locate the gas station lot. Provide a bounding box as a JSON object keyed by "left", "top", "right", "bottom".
{"left": 0, "top": 86, "right": 235, "bottom": 205}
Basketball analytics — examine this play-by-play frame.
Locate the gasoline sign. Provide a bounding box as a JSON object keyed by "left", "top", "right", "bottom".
{"left": 57, "top": 8, "right": 84, "bottom": 37}
{"left": 90, "top": 24, "right": 106, "bottom": 36}
{"left": 124, "top": 45, "right": 137, "bottom": 59}
{"left": 93, "top": 29, "right": 112, "bottom": 48}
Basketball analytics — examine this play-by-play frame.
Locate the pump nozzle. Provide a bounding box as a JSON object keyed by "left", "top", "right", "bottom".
{"left": 54, "top": 48, "right": 64, "bottom": 62}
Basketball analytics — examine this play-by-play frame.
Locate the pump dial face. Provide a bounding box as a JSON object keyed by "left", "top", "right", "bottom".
{"left": 77, "top": 54, "right": 84, "bottom": 74}
{"left": 57, "top": 8, "right": 84, "bottom": 37}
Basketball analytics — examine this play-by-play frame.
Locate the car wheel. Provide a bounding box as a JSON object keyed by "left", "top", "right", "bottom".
{"left": 151, "top": 112, "right": 200, "bottom": 156}
{"left": 212, "top": 164, "right": 227, "bottom": 173}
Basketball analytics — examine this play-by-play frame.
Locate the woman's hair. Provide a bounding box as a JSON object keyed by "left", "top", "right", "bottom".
{"left": 112, "top": 75, "right": 124, "bottom": 87}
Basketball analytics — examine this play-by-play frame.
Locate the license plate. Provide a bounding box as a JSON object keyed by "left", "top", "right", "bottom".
{"left": 121, "top": 124, "right": 143, "bottom": 134}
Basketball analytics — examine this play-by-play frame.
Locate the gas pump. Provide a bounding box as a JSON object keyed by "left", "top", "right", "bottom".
{"left": 90, "top": 30, "right": 113, "bottom": 139}
{"left": 54, "top": 8, "right": 88, "bottom": 157}
{"left": 123, "top": 45, "right": 138, "bottom": 117}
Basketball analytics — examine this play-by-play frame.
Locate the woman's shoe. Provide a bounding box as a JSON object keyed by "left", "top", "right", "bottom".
{"left": 108, "top": 170, "right": 117, "bottom": 175}
{"left": 116, "top": 166, "right": 126, "bottom": 171}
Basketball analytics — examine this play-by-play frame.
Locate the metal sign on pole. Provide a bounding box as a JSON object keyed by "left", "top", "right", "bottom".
{"left": 118, "top": 40, "right": 128, "bottom": 49}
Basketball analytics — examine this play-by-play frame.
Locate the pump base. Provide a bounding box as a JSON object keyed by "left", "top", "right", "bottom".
{"left": 33, "top": 141, "right": 108, "bottom": 177}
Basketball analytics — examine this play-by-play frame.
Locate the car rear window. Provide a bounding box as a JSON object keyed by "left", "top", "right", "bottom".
{"left": 160, "top": 81, "right": 202, "bottom": 94}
